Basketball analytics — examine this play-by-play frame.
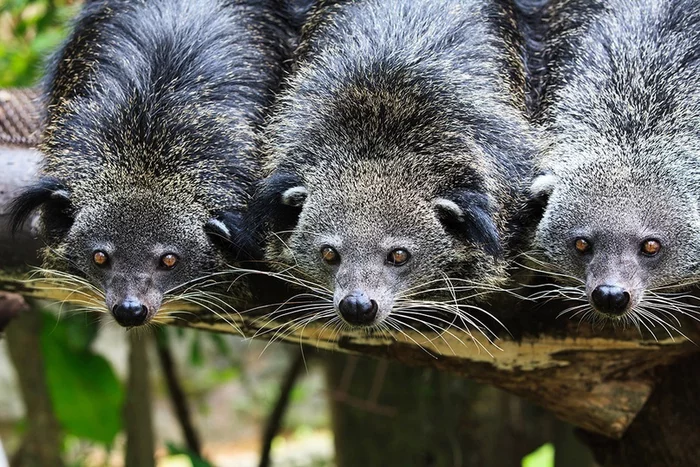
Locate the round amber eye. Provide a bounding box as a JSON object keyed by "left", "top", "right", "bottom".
{"left": 321, "top": 246, "right": 340, "bottom": 265}
{"left": 641, "top": 239, "right": 661, "bottom": 256}
{"left": 387, "top": 248, "right": 410, "bottom": 266}
{"left": 574, "top": 238, "right": 591, "bottom": 254}
{"left": 93, "top": 250, "right": 108, "bottom": 266}
{"left": 160, "top": 253, "right": 178, "bottom": 269}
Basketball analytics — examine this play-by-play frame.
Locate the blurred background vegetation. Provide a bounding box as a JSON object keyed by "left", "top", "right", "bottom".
{"left": 0, "top": 1, "right": 584, "bottom": 466}
{"left": 0, "top": 0, "right": 78, "bottom": 87}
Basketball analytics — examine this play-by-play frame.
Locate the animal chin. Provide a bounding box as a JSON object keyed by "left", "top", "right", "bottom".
{"left": 591, "top": 307, "right": 631, "bottom": 320}
{"left": 589, "top": 299, "right": 637, "bottom": 322}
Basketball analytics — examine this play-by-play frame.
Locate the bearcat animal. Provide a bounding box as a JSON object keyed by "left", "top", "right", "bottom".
{"left": 10, "top": 0, "right": 297, "bottom": 327}
{"left": 529, "top": 0, "right": 700, "bottom": 328}
{"left": 253, "top": 0, "right": 537, "bottom": 344}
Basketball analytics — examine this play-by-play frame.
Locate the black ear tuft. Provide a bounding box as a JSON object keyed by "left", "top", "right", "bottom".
{"left": 206, "top": 211, "right": 261, "bottom": 261}
{"left": 435, "top": 191, "right": 502, "bottom": 258}
{"left": 9, "top": 177, "right": 73, "bottom": 238}
{"left": 248, "top": 171, "right": 306, "bottom": 243}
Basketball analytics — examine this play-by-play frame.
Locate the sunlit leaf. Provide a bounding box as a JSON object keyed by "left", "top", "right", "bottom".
{"left": 522, "top": 443, "right": 555, "bottom": 467}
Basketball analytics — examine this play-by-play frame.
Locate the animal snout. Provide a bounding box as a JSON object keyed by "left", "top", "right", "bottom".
{"left": 338, "top": 290, "right": 378, "bottom": 326}
{"left": 112, "top": 299, "right": 149, "bottom": 327}
{"left": 591, "top": 285, "right": 630, "bottom": 316}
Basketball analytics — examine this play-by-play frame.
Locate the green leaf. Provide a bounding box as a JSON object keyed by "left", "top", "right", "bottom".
{"left": 60, "top": 315, "right": 100, "bottom": 352}
{"left": 522, "top": 443, "right": 555, "bottom": 467}
{"left": 40, "top": 312, "right": 124, "bottom": 446}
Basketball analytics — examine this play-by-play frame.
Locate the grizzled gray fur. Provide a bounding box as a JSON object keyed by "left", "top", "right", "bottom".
{"left": 530, "top": 0, "right": 700, "bottom": 323}
{"left": 11, "top": 0, "right": 296, "bottom": 327}
{"left": 256, "top": 0, "right": 536, "bottom": 330}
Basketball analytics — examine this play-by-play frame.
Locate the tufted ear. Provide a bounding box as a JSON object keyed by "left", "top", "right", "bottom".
{"left": 9, "top": 177, "right": 73, "bottom": 239}
{"left": 521, "top": 172, "right": 558, "bottom": 233}
{"left": 530, "top": 172, "right": 557, "bottom": 203}
{"left": 248, "top": 171, "right": 307, "bottom": 239}
{"left": 433, "top": 198, "right": 464, "bottom": 220}
{"left": 281, "top": 186, "right": 308, "bottom": 207}
{"left": 205, "top": 216, "right": 232, "bottom": 241}
{"left": 205, "top": 211, "right": 260, "bottom": 261}
{"left": 434, "top": 191, "right": 501, "bottom": 258}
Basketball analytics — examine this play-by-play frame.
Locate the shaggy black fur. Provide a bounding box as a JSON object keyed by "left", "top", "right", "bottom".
{"left": 10, "top": 0, "right": 299, "bottom": 326}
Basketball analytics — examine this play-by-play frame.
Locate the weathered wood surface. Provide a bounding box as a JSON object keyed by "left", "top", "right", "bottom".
{"left": 1, "top": 89, "right": 699, "bottom": 449}
{"left": 580, "top": 353, "right": 700, "bottom": 467}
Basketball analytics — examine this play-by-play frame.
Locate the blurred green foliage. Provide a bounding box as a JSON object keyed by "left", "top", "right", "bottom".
{"left": 0, "top": 0, "right": 79, "bottom": 87}
{"left": 40, "top": 311, "right": 124, "bottom": 446}
{"left": 166, "top": 443, "right": 214, "bottom": 467}
{"left": 522, "top": 443, "right": 555, "bottom": 467}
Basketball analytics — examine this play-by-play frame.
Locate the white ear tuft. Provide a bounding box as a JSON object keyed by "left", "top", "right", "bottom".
{"left": 205, "top": 218, "right": 231, "bottom": 240}
{"left": 530, "top": 173, "right": 558, "bottom": 198}
{"left": 281, "top": 186, "right": 308, "bottom": 207}
{"left": 51, "top": 189, "right": 71, "bottom": 200}
{"left": 433, "top": 198, "right": 464, "bottom": 221}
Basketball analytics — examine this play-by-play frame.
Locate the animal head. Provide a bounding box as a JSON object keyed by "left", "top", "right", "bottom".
{"left": 531, "top": 155, "right": 700, "bottom": 322}
{"left": 258, "top": 157, "right": 504, "bottom": 329}
{"left": 527, "top": 0, "right": 700, "bottom": 328}
{"left": 10, "top": 179, "right": 241, "bottom": 327}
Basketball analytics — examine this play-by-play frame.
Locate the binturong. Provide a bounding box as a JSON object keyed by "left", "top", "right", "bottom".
{"left": 10, "top": 0, "right": 296, "bottom": 327}
{"left": 254, "top": 0, "right": 537, "bottom": 339}
{"left": 528, "top": 0, "right": 700, "bottom": 327}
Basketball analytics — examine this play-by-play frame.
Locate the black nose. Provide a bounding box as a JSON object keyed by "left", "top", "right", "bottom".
{"left": 338, "top": 290, "right": 378, "bottom": 326}
{"left": 112, "top": 299, "right": 149, "bottom": 327}
{"left": 591, "top": 285, "right": 630, "bottom": 316}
